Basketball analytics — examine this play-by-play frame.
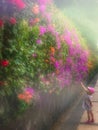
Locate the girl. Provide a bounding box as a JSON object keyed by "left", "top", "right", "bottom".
{"left": 80, "top": 82, "right": 95, "bottom": 123}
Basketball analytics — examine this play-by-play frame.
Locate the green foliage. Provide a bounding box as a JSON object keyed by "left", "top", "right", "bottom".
{"left": 0, "top": 20, "right": 64, "bottom": 122}
{"left": 0, "top": 1, "right": 91, "bottom": 124}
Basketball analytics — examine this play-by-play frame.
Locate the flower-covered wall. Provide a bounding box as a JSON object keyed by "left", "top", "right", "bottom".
{"left": 0, "top": 0, "right": 91, "bottom": 128}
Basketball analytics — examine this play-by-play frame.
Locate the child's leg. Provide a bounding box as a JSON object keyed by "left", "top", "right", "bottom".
{"left": 87, "top": 111, "right": 90, "bottom": 121}
{"left": 89, "top": 110, "right": 94, "bottom": 122}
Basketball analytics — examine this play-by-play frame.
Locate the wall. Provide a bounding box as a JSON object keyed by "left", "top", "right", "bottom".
{"left": 1, "top": 83, "right": 82, "bottom": 130}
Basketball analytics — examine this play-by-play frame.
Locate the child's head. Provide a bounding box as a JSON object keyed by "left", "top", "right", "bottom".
{"left": 87, "top": 87, "right": 95, "bottom": 95}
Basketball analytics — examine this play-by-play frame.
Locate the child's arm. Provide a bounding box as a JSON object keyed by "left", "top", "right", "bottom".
{"left": 80, "top": 82, "right": 88, "bottom": 92}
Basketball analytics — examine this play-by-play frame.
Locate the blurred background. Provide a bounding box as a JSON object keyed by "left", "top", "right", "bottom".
{"left": 54, "top": 0, "right": 98, "bottom": 81}
{"left": 54, "top": 0, "right": 98, "bottom": 54}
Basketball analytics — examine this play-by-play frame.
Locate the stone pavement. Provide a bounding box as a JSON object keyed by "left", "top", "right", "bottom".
{"left": 50, "top": 77, "right": 98, "bottom": 130}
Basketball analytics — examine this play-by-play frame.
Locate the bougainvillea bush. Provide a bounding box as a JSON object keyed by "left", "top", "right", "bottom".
{"left": 0, "top": 0, "right": 91, "bottom": 124}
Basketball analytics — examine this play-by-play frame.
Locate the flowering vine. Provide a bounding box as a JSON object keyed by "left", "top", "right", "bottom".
{"left": 0, "top": 0, "right": 91, "bottom": 123}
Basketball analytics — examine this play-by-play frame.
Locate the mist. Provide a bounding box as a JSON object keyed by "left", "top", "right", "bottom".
{"left": 0, "top": 1, "right": 98, "bottom": 130}
{"left": 54, "top": 0, "right": 98, "bottom": 53}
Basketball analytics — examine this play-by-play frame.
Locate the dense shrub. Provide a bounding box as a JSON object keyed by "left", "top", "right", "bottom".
{"left": 0, "top": 0, "right": 90, "bottom": 124}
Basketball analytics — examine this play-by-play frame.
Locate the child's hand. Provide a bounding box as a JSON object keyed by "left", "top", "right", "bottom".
{"left": 80, "top": 82, "right": 83, "bottom": 85}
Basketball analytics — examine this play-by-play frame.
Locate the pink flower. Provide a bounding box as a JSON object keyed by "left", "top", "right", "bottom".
{"left": 36, "top": 39, "right": 42, "bottom": 44}
{"left": 54, "top": 61, "right": 59, "bottom": 69}
{"left": 64, "top": 30, "right": 72, "bottom": 46}
{"left": 0, "top": 19, "right": 4, "bottom": 27}
{"left": 66, "top": 57, "right": 73, "bottom": 65}
{"left": 25, "top": 87, "right": 34, "bottom": 95}
{"left": 39, "top": 5, "right": 46, "bottom": 13}
{"left": 9, "top": 0, "right": 26, "bottom": 10}
{"left": 32, "top": 53, "right": 37, "bottom": 58}
{"left": 9, "top": 17, "right": 17, "bottom": 24}
{"left": 64, "top": 34, "right": 72, "bottom": 45}
{"left": 38, "top": 0, "right": 52, "bottom": 5}
{"left": 39, "top": 26, "right": 47, "bottom": 35}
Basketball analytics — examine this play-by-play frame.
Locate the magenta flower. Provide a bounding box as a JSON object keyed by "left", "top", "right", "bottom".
{"left": 64, "top": 34, "right": 72, "bottom": 45}
{"left": 39, "top": 5, "right": 46, "bottom": 13}
{"left": 69, "top": 46, "right": 76, "bottom": 56}
{"left": 9, "top": 0, "right": 26, "bottom": 10}
{"left": 54, "top": 61, "right": 60, "bottom": 69}
{"left": 39, "top": 26, "right": 47, "bottom": 35}
{"left": 63, "top": 30, "right": 73, "bottom": 46}
{"left": 37, "top": 0, "right": 52, "bottom": 5}
{"left": 36, "top": 39, "right": 42, "bottom": 44}
{"left": 57, "top": 71, "right": 72, "bottom": 87}
{"left": 66, "top": 57, "right": 73, "bottom": 65}
{"left": 25, "top": 87, "right": 34, "bottom": 95}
